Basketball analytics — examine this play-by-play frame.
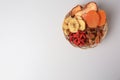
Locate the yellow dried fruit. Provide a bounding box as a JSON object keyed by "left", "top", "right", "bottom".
{"left": 62, "top": 23, "right": 69, "bottom": 30}
{"left": 63, "top": 29, "right": 70, "bottom": 36}
{"left": 78, "top": 19, "right": 86, "bottom": 31}
{"left": 68, "top": 18, "right": 79, "bottom": 33}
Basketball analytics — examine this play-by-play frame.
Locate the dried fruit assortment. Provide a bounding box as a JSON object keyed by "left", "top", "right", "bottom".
{"left": 62, "top": 2, "right": 108, "bottom": 49}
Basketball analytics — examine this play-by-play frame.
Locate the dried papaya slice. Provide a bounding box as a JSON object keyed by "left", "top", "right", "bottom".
{"left": 98, "top": 10, "right": 106, "bottom": 27}
{"left": 83, "top": 10, "right": 99, "bottom": 28}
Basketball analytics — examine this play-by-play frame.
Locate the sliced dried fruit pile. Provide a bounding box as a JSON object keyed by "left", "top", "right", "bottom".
{"left": 62, "top": 2, "right": 108, "bottom": 48}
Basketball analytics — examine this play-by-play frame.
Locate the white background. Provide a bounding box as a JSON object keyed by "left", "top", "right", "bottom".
{"left": 0, "top": 0, "right": 120, "bottom": 80}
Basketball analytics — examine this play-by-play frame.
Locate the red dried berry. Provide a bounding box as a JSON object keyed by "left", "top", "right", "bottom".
{"left": 69, "top": 31, "right": 87, "bottom": 47}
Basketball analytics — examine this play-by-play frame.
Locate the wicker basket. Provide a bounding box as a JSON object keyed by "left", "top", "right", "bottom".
{"left": 63, "top": 4, "right": 108, "bottom": 49}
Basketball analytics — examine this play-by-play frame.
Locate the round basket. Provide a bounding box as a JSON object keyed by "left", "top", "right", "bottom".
{"left": 62, "top": 2, "right": 108, "bottom": 49}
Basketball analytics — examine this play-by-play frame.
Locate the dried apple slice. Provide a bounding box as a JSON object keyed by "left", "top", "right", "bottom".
{"left": 85, "top": 2, "right": 97, "bottom": 12}
{"left": 75, "top": 2, "right": 97, "bottom": 17}
{"left": 71, "top": 5, "right": 82, "bottom": 16}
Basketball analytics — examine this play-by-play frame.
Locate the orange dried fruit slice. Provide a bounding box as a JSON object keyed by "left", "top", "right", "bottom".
{"left": 83, "top": 10, "right": 99, "bottom": 28}
{"left": 98, "top": 10, "right": 106, "bottom": 27}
